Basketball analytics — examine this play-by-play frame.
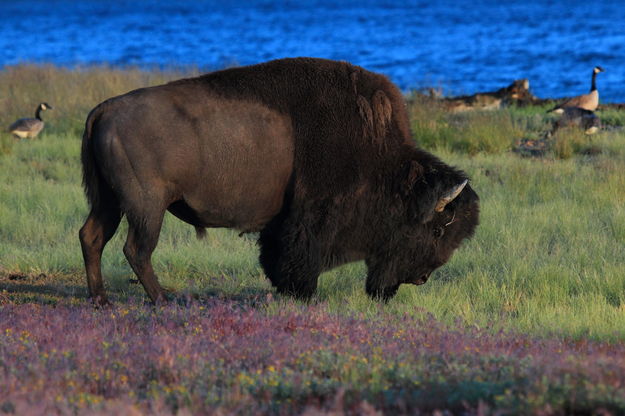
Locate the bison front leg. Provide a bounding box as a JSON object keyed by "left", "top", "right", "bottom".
{"left": 365, "top": 258, "right": 401, "bottom": 302}
{"left": 259, "top": 218, "right": 321, "bottom": 300}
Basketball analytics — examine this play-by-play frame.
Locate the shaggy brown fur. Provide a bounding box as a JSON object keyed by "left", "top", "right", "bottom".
{"left": 79, "top": 57, "right": 479, "bottom": 304}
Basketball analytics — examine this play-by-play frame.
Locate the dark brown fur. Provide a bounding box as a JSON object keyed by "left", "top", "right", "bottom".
{"left": 79, "top": 57, "right": 479, "bottom": 304}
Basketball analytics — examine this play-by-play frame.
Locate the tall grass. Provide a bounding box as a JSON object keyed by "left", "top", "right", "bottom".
{"left": 409, "top": 95, "right": 525, "bottom": 154}
{"left": 0, "top": 64, "right": 197, "bottom": 141}
{"left": 409, "top": 94, "right": 625, "bottom": 158}
{"left": 1, "top": 66, "right": 625, "bottom": 341}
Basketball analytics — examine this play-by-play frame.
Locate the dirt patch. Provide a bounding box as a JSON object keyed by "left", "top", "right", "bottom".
{"left": 7, "top": 272, "right": 47, "bottom": 281}
{"left": 514, "top": 137, "right": 550, "bottom": 157}
{"left": 0, "top": 270, "right": 89, "bottom": 305}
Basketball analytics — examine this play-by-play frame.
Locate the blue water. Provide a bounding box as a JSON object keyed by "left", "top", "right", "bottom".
{"left": 1, "top": 0, "right": 624, "bottom": 102}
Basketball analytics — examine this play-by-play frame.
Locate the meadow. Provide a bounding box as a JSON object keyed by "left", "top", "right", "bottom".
{"left": 1, "top": 65, "right": 625, "bottom": 415}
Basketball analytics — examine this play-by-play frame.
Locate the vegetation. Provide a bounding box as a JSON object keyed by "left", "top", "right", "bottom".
{"left": 3, "top": 300, "right": 625, "bottom": 415}
{"left": 2, "top": 65, "right": 625, "bottom": 414}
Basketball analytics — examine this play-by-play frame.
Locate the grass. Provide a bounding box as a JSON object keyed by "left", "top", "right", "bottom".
{"left": 0, "top": 64, "right": 197, "bottom": 142}
{"left": 2, "top": 65, "right": 625, "bottom": 414}
{"left": 409, "top": 96, "right": 526, "bottom": 154}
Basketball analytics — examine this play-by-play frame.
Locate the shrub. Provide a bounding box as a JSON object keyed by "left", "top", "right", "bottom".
{"left": 552, "top": 127, "right": 596, "bottom": 159}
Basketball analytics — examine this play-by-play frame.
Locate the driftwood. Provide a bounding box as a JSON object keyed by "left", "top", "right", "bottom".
{"left": 441, "top": 79, "right": 542, "bottom": 112}
{"left": 598, "top": 103, "right": 625, "bottom": 111}
{"left": 428, "top": 80, "right": 623, "bottom": 113}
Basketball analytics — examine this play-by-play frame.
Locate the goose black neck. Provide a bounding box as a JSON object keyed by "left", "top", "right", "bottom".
{"left": 35, "top": 107, "right": 43, "bottom": 120}
{"left": 590, "top": 71, "right": 597, "bottom": 92}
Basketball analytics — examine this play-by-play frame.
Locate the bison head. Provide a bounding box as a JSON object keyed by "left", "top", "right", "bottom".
{"left": 366, "top": 156, "right": 480, "bottom": 300}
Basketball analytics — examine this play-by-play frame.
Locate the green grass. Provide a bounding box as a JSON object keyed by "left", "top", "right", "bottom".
{"left": 2, "top": 66, "right": 625, "bottom": 341}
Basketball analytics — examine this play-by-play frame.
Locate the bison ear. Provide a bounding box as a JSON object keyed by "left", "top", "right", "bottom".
{"left": 434, "top": 179, "right": 468, "bottom": 212}
{"left": 401, "top": 160, "right": 424, "bottom": 196}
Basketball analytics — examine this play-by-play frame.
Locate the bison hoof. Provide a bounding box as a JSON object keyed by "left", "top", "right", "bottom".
{"left": 275, "top": 286, "right": 315, "bottom": 301}
{"left": 162, "top": 285, "right": 177, "bottom": 295}
{"left": 90, "top": 294, "right": 111, "bottom": 308}
{"left": 366, "top": 284, "right": 399, "bottom": 302}
{"left": 151, "top": 291, "right": 173, "bottom": 306}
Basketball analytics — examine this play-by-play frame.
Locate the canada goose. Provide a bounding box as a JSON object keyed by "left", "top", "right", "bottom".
{"left": 552, "top": 107, "right": 601, "bottom": 135}
{"left": 8, "top": 102, "right": 53, "bottom": 139}
{"left": 549, "top": 66, "right": 604, "bottom": 114}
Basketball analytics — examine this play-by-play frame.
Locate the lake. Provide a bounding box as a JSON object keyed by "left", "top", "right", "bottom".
{"left": 1, "top": 0, "right": 623, "bottom": 102}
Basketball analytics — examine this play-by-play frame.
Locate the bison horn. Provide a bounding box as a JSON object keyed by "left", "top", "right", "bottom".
{"left": 435, "top": 180, "right": 468, "bottom": 212}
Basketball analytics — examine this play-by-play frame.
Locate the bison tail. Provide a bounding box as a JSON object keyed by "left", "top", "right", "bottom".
{"left": 195, "top": 227, "right": 207, "bottom": 240}
{"left": 81, "top": 107, "right": 107, "bottom": 211}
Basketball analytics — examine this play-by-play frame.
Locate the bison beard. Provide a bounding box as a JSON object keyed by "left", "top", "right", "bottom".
{"left": 79, "top": 57, "right": 479, "bottom": 305}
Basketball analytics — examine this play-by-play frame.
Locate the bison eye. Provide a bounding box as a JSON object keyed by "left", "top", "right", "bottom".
{"left": 433, "top": 227, "right": 445, "bottom": 238}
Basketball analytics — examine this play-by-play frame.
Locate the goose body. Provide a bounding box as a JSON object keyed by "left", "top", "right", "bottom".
{"left": 553, "top": 107, "right": 601, "bottom": 135}
{"left": 549, "top": 66, "right": 604, "bottom": 114}
{"left": 8, "top": 102, "right": 52, "bottom": 138}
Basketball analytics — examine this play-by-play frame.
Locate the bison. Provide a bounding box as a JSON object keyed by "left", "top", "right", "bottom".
{"left": 79, "top": 57, "right": 479, "bottom": 305}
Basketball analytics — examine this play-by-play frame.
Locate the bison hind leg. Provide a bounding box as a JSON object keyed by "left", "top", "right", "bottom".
{"left": 122, "top": 201, "right": 169, "bottom": 304}
{"left": 259, "top": 216, "right": 321, "bottom": 300}
{"left": 79, "top": 197, "right": 122, "bottom": 306}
